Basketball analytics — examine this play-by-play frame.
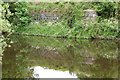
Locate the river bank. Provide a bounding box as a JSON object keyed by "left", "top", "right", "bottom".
{"left": 13, "top": 18, "right": 119, "bottom": 40}
{"left": 13, "top": 33, "right": 120, "bottom": 42}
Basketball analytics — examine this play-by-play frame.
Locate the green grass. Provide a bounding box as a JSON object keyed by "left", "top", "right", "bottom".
{"left": 14, "top": 22, "right": 68, "bottom": 36}
{"left": 13, "top": 18, "right": 119, "bottom": 39}
{"left": 28, "top": 2, "right": 76, "bottom": 11}
{"left": 28, "top": 3, "right": 60, "bottom": 11}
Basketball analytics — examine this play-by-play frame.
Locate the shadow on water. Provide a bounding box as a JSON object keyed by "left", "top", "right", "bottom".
{"left": 1, "top": 35, "right": 119, "bottom": 79}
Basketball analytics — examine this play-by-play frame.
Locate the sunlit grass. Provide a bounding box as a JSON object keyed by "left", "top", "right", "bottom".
{"left": 14, "top": 22, "right": 68, "bottom": 36}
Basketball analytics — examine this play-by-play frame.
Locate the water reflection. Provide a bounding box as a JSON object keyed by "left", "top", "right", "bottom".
{"left": 29, "top": 66, "right": 78, "bottom": 78}
{"left": 0, "top": 36, "right": 8, "bottom": 79}
{"left": 2, "top": 35, "right": 119, "bottom": 78}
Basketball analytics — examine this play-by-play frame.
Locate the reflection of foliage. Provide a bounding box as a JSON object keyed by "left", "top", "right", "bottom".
{"left": 2, "top": 35, "right": 118, "bottom": 78}
{"left": 17, "top": 35, "right": 118, "bottom": 59}
{"left": 0, "top": 36, "right": 7, "bottom": 80}
{"left": 0, "top": 36, "right": 7, "bottom": 64}
{"left": 2, "top": 52, "right": 31, "bottom": 78}
{"left": 2, "top": 37, "right": 31, "bottom": 78}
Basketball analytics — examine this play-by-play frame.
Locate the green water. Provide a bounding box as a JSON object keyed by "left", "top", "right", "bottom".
{"left": 1, "top": 35, "right": 119, "bottom": 79}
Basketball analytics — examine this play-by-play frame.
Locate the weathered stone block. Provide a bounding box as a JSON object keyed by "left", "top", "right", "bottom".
{"left": 83, "top": 9, "right": 98, "bottom": 21}
{"left": 31, "top": 12, "right": 59, "bottom": 24}
{"left": 83, "top": 9, "right": 98, "bottom": 26}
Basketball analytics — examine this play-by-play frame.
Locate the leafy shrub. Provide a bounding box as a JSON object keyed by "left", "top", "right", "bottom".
{"left": 0, "top": 2, "right": 10, "bottom": 64}
{"left": 8, "top": 2, "right": 31, "bottom": 26}
{"left": 0, "top": 2, "right": 11, "bottom": 33}
{"left": 92, "top": 2, "right": 118, "bottom": 18}
{"left": 68, "top": 18, "right": 118, "bottom": 38}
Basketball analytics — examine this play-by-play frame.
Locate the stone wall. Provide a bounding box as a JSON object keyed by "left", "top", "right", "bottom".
{"left": 83, "top": 9, "right": 98, "bottom": 26}
{"left": 31, "top": 11, "right": 60, "bottom": 24}
{"left": 83, "top": 9, "right": 98, "bottom": 21}
{"left": 30, "top": 9, "right": 98, "bottom": 25}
